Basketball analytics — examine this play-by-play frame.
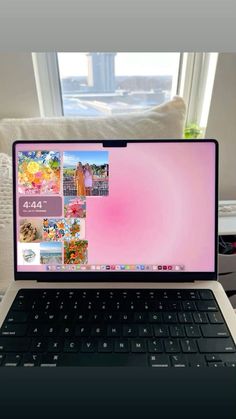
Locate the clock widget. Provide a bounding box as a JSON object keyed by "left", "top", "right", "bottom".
{"left": 19, "top": 196, "right": 62, "bottom": 217}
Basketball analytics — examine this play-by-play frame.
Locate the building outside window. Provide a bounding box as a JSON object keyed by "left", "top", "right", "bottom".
{"left": 57, "top": 52, "right": 180, "bottom": 117}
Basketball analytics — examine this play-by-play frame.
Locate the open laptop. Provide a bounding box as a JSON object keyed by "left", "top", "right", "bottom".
{"left": 0, "top": 139, "right": 236, "bottom": 367}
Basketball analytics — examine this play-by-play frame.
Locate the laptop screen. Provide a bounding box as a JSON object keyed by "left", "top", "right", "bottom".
{"left": 14, "top": 141, "right": 216, "bottom": 276}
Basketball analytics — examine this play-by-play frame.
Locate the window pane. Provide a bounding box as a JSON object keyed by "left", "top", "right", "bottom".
{"left": 57, "top": 53, "right": 180, "bottom": 117}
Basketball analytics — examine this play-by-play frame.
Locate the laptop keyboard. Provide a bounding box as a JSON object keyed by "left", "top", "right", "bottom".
{"left": 0, "top": 288, "right": 236, "bottom": 367}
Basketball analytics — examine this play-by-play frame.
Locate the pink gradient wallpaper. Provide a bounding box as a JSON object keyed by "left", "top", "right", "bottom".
{"left": 15, "top": 141, "right": 216, "bottom": 272}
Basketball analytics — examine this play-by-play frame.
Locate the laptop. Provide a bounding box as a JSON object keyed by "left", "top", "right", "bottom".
{"left": 0, "top": 139, "right": 236, "bottom": 367}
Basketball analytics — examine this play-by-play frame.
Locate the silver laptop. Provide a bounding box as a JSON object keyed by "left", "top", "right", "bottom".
{"left": 0, "top": 139, "right": 235, "bottom": 367}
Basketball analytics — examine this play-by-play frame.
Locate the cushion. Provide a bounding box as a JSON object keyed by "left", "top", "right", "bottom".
{"left": 0, "top": 96, "right": 186, "bottom": 155}
{"left": 0, "top": 96, "right": 186, "bottom": 291}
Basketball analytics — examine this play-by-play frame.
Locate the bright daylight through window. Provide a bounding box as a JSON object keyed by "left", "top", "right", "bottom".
{"left": 57, "top": 53, "right": 181, "bottom": 117}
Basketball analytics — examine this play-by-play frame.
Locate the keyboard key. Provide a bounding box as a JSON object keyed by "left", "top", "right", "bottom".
{"left": 170, "top": 355, "right": 187, "bottom": 367}
{"left": 167, "top": 301, "right": 182, "bottom": 311}
{"left": 225, "top": 362, "right": 236, "bottom": 367}
{"left": 193, "top": 312, "right": 208, "bottom": 324}
{"left": 23, "top": 353, "right": 41, "bottom": 367}
{"left": 81, "top": 340, "right": 96, "bottom": 353}
{"left": 107, "top": 326, "right": 121, "bottom": 337}
{"left": 205, "top": 354, "right": 222, "bottom": 362}
{"left": 149, "top": 313, "right": 163, "bottom": 323}
{"left": 154, "top": 301, "right": 164, "bottom": 311}
{"left": 104, "top": 313, "right": 119, "bottom": 322}
{"left": 91, "top": 326, "right": 106, "bottom": 337}
{"left": 182, "top": 301, "right": 196, "bottom": 311}
{"left": 170, "top": 325, "right": 185, "bottom": 338}
{"left": 187, "top": 354, "right": 206, "bottom": 367}
{"left": 40, "top": 354, "right": 60, "bottom": 367}
{"left": 28, "top": 325, "right": 44, "bottom": 337}
{"left": 134, "top": 312, "right": 148, "bottom": 322}
{"left": 119, "top": 313, "right": 132, "bottom": 322}
{"left": 6, "top": 311, "right": 28, "bottom": 323}
{"left": 208, "top": 362, "right": 224, "bottom": 367}
{"left": 138, "top": 325, "right": 153, "bottom": 337}
{"left": 178, "top": 312, "right": 193, "bottom": 324}
{"left": 59, "top": 353, "right": 147, "bottom": 367}
{"left": 208, "top": 312, "right": 224, "bottom": 324}
{"left": 173, "top": 291, "right": 184, "bottom": 300}
{"left": 30, "top": 313, "right": 44, "bottom": 322}
{"left": 44, "top": 313, "right": 57, "bottom": 322}
{"left": 184, "top": 291, "right": 200, "bottom": 300}
{"left": 75, "top": 325, "right": 90, "bottom": 337}
{"left": 98, "top": 340, "right": 113, "bottom": 353}
{"left": 164, "top": 339, "right": 180, "bottom": 353}
{"left": 131, "top": 340, "right": 146, "bottom": 353}
{"left": 0, "top": 323, "right": 28, "bottom": 337}
{"left": 163, "top": 313, "right": 178, "bottom": 323}
{"left": 201, "top": 324, "right": 229, "bottom": 338}
{"left": 0, "top": 337, "right": 31, "bottom": 352}
{"left": 3, "top": 354, "right": 21, "bottom": 367}
{"left": 180, "top": 339, "right": 197, "bottom": 353}
{"left": 185, "top": 325, "right": 201, "bottom": 338}
{"left": 149, "top": 354, "right": 170, "bottom": 367}
{"left": 75, "top": 313, "right": 87, "bottom": 322}
{"left": 196, "top": 301, "right": 218, "bottom": 311}
{"left": 44, "top": 325, "right": 59, "bottom": 337}
{"left": 64, "top": 340, "right": 79, "bottom": 353}
{"left": 60, "top": 325, "right": 74, "bottom": 337}
{"left": 199, "top": 290, "right": 214, "bottom": 300}
{"left": 189, "top": 361, "right": 206, "bottom": 367}
{"left": 90, "top": 313, "right": 103, "bottom": 322}
{"left": 147, "top": 339, "right": 163, "bottom": 353}
{"left": 123, "top": 325, "right": 138, "bottom": 337}
{"left": 198, "top": 338, "right": 236, "bottom": 353}
{"left": 114, "top": 340, "right": 130, "bottom": 353}
{"left": 154, "top": 325, "right": 169, "bottom": 337}
{"left": 11, "top": 299, "right": 27, "bottom": 311}
{"left": 48, "top": 339, "right": 63, "bottom": 353}
{"left": 31, "top": 339, "right": 47, "bottom": 352}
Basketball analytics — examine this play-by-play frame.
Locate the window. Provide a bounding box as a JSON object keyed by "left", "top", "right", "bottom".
{"left": 57, "top": 53, "right": 180, "bottom": 117}
{"left": 32, "top": 52, "right": 218, "bottom": 134}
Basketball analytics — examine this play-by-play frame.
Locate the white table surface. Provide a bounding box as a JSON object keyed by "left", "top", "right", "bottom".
{"left": 219, "top": 200, "right": 236, "bottom": 235}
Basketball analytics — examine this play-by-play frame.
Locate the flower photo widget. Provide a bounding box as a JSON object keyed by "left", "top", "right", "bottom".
{"left": 64, "top": 240, "right": 88, "bottom": 264}
{"left": 42, "top": 218, "right": 86, "bottom": 241}
{"left": 40, "top": 242, "right": 63, "bottom": 265}
{"left": 19, "top": 218, "right": 42, "bottom": 243}
{"left": 18, "top": 243, "right": 40, "bottom": 265}
{"left": 18, "top": 151, "right": 61, "bottom": 194}
{"left": 64, "top": 196, "right": 86, "bottom": 218}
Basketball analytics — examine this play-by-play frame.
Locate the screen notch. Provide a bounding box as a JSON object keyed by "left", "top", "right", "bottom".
{"left": 102, "top": 140, "right": 127, "bottom": 147}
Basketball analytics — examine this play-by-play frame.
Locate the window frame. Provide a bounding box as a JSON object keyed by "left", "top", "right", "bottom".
{"left": 32, "top": 52, "right": 218, "bottom": 128}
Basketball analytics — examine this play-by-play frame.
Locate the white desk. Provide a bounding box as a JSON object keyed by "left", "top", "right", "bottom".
{"left": 219, "top": 216, "right": 236, "bottom": 236}
{"left": 219, "top": 200, "right": 236, "bottom": 235}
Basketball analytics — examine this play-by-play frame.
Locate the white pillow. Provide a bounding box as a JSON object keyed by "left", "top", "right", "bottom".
{"left": 0, "top": 96, "right": 186, "bottom": 155}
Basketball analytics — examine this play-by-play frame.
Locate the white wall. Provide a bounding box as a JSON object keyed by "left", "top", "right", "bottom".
{"left": 206, "top": 53, "right": 236, "bottom": 200}
{"left": 0, "top": 53, "right": 40, "bottom": 118}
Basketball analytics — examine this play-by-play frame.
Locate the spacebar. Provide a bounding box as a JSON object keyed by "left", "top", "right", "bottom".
{"left": 59, "top": 353, "right": 148, "bottom": 367}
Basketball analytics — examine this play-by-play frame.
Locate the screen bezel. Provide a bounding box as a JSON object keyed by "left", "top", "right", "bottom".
{"left": 13, "top": 139, "right": 218, "bottom": 282}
